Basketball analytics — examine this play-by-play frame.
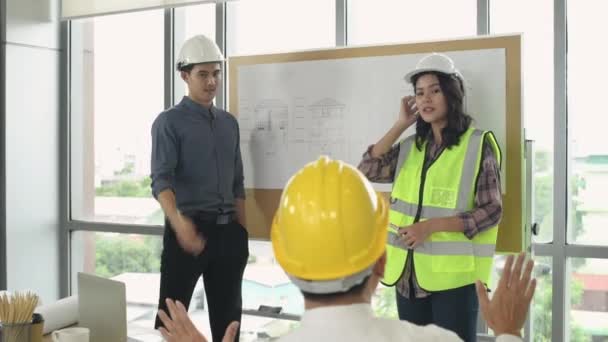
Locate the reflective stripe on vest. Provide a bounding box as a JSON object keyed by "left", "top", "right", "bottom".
{"left": 382, "top": 127, "right": 500, "bottom": 290}
{"left": 387, "top": 231, "right": 495, "bottom": 257}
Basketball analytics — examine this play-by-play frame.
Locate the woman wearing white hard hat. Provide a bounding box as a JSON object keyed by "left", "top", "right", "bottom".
{"left": 358, "top": 52, "right": 503, "bottom": 342}
{"left": 151, "top": 34, "right": 249, "bottom": 342}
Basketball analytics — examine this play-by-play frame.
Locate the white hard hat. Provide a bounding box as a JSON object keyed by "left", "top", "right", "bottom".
{"left": 404, "top": 53, "right": 461, "bottom": 84}
{"left": 176, "top": 35, "right": 224, "bottom": 71}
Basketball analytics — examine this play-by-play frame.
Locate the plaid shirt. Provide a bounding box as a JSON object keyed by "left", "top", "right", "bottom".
{"left": 358, "top": 135, "right": 502, "bottom": 298}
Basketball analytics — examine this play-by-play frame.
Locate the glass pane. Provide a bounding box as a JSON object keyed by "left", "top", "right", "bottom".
{"left": 347, "top": 0, "right": 476, "bottom": 46}
{"left": 242, "top": 241, "right": 303, "bottom": 315}
{"left": 569, "top": 258, "right": 608, "bottom": 341}
{"left": 490, "top": 0, "right": 554, "bottom": 243}
{"left": 371, "top": 284, "right": 398, "bottom": 319}
{"left": 70, "top": 11, "right": 165, "bottom": 225}
{"left": 481, "top": 255, "right": 552, "bottom": 339}
{"left": 72, "top": 234, "right": 301, "bottom": 339}
{"left": 174, "top": 3, "right": 216, "bottom": 102}
{"left": 568, "top": 1, "right": 608, "bottom": 246}
{"left": 239, "top": 240, "right": 301, "bottom": 339}
{"left": 70, "top": 231, "right": 163, "bottom": 324}
{"left": 227, "top": 0, "right": 335, "bottom": 56}
{"left": 531, "top": 256, "right": 553, "bottom": 341}
{"left": 63, "top": 0, "right": 217, "bottom": 20}
{"left": 179, "top": 3, "right": 215, "bottom": 41}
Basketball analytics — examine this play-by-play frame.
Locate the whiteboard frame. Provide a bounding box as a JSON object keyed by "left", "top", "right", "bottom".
{"left": 228, "top": 34, "right": 522, "bottom": 253}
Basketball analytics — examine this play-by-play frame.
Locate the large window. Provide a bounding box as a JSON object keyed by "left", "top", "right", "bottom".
{"left": 226, "top": 0, "right": 335, "bottom": 56}
{"left": 347, "top": 0, "right": 477, "bottom": 46}
{"left": 490, "top": 0, "right": 554, "bottom": 244}
{"left": 568, "top": 0, "right": 608, "bottom": 247}
{"left": 70, "top": 11, "right": 165, "bottom": 226}
{"left": 566, "top": 2, "right": 608, "bottom": 340}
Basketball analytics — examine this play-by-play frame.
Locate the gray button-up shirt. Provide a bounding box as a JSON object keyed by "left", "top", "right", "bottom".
{"left": 150, "top": 96, "right": 245, "bottom": 213}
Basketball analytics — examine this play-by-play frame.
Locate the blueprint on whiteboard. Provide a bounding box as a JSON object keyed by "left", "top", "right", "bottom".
{"left": 237, "top": 49, "right": 506, "bottom": 190}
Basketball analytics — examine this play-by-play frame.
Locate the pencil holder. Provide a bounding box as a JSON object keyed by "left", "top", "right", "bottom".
{"left": 0, "top": 321, "right": 32, "bottom": 342}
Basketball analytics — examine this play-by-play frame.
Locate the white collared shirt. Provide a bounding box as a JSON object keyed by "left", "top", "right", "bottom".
{"left": 278, "top": 303, "right": 521, "bottom": 342}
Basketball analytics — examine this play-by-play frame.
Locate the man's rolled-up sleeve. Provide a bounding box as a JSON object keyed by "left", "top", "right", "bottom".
{"left": 150, "top": 115, "right": 178, "bottom": 199}
{"left": 233, "top": 122, "right": 246, "bottom": 199}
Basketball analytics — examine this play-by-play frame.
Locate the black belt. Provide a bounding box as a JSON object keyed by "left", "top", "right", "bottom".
{"left": 194, "top": 211, "right": 236, "bottom": 225}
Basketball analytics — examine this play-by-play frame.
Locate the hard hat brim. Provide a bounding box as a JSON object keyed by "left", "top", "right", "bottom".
{"left": 404, "top": 67, "right": 451, "bottom": 84}
{"left": 287, "top": 265, "right": 374, "bottom": 294}
{"left": 176, "top": 60, "right": 224, "bottom": 71}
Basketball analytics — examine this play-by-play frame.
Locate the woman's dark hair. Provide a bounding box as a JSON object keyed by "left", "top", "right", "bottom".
{"left": 178, "top": 63, "right": 195, "bottom": 73}
{"left": 412, "top": 71, "right": 472, "bottom": 150}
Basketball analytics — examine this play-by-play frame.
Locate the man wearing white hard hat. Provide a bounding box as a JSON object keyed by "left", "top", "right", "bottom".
{"left": 150, "top": 34, "right": 248, "bottom": 342}
{"left": 359, "top": 52, "right": 503, "bottom": 341}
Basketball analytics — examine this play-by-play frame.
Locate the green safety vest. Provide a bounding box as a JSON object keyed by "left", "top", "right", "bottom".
{"left": 382, "top": 127, "right": 502, "bottom": 291}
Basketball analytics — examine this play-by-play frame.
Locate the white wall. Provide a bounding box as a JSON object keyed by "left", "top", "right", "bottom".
{"left": 2, "top": 0, "right": 61, "bottom": 303}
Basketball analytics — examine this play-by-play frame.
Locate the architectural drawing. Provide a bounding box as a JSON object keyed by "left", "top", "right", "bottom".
{"left": 238, "top": 98, "right": 255, "bottom": 143}
{"left": 246, "top": 99, "right": 289, "bottom": 158}
{"left": 307, "top": 98, "right": 347, "bottom": 158}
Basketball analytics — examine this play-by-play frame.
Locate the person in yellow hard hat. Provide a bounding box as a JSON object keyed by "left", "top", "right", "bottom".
{"left": 151, "top": 34, "right": 248, "bottom": 342}
{"left": 156, "top": 156, "right": 534, "bottom": 342}
{"left": 358, "top": 53, "right": 503, "bottom": 341}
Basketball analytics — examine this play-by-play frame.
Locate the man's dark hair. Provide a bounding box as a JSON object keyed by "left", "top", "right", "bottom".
{"left": 178, "top": 63, "right": 195, "bottom": 73}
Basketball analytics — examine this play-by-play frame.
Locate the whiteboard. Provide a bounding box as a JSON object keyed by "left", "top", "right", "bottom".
{"left": 237, "top": 49, "right": 506, "bottom": 191}
{"left": 228, "top": 35, "right": 524, "bottom": 252}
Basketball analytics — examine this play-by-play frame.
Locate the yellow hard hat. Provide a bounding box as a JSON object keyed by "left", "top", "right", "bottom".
{"left": 271, "top": 156, "right": 388, "bottom": 292}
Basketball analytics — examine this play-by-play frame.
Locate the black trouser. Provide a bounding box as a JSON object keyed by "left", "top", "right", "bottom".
{"left": 154, "top": 212, "right": 249, "bottom": 342}
{"left": 396, "top": 284, "right": 479, "bottom": 342}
